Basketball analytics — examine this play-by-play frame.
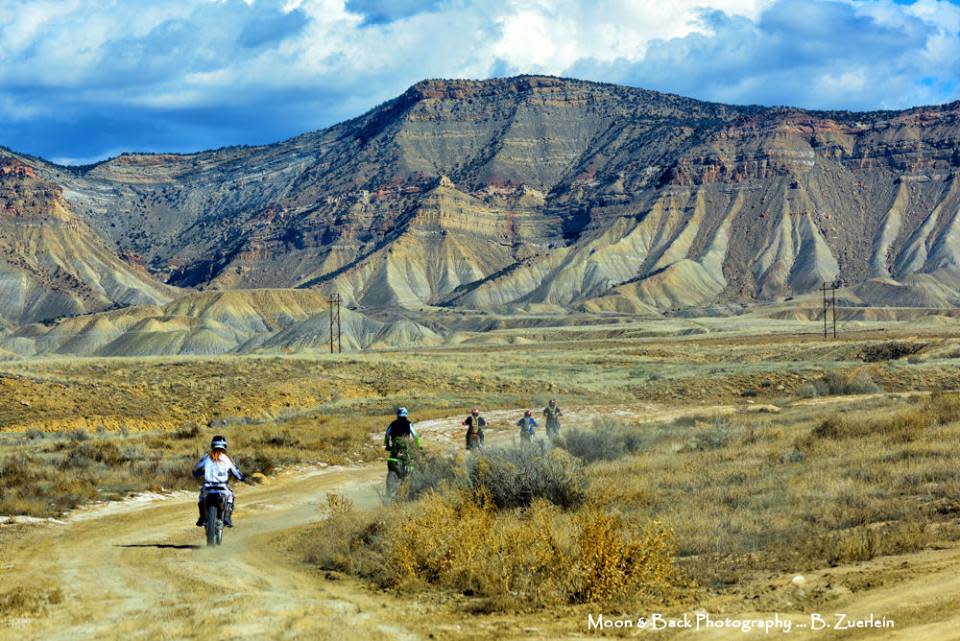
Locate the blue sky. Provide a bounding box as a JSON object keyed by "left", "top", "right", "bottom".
{"left": 1, "top": 0, "right": 960, "bottom": 164}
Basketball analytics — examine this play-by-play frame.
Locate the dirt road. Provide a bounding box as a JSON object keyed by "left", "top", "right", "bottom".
{"left": 3, "top": 404, "right": 959, "bottom": 640}
{"left": 1, "top": 409, "right": 559, "bottom": 641}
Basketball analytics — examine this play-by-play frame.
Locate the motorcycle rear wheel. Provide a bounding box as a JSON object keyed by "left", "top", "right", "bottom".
{"left": 205, "top": 504, "right": 220, "bottom": 547}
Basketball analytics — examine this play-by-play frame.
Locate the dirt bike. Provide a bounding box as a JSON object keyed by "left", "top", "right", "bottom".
{"left": 466, "top": 431, "right": 483, "bottom": 451}
{"left": 202, "top": 489, "right": 228, "bottom": 547}
{"left": 385, "top": 453, "right": 412, "bottom": 497}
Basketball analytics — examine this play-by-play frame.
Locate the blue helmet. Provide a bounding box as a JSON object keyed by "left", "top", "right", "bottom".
{"left": 211, "top": 435, "right": 228, "bottom": 451}
{"left": 397, "top": 407, "right": 409, "bottom": 418}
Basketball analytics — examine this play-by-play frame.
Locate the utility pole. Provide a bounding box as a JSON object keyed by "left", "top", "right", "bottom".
{"left": 822, "top": 283, "right": 828, "bottom": 340}
{"left": 329, "top": 293, "right": 342, "bottom": 353}
{"left": 820, "top": 281, "right": 840, "bottom": 340}
{"left": 832, "top": 283, "right": 837, "bottom": 339}
{"left": 336, "top": 293, "right": 342, "bottom": 353}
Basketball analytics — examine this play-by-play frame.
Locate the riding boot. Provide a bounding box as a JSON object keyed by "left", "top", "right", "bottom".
{"left": 223, "top": 502, "right": 234, "bottom": 528}
{"left": 196, "top": 500, "right": 205, "bottom": 527}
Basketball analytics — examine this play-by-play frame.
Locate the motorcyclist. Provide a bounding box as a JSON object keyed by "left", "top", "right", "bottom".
{"left": 517, "top": 409, "right": 537, "bottom": 444}
{"left": 543, "top": 398, "right": 563, "bottom": 439}
{"left": 193, "top": 435, "right": 245, "bottom": 528}
{"left": 463, "top": 407, "right": 486, "bottom": 450}
{"left": 384, "top": 406, "right": 421, "bottom": 463}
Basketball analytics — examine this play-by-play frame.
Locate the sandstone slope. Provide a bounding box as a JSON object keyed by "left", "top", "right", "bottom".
{"left": 4, "top": 76, "right": 960, "bottom": 352}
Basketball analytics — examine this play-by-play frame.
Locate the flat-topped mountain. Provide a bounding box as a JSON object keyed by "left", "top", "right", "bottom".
{"left": 3, "top": 75, "right": 960, "bottom": 354}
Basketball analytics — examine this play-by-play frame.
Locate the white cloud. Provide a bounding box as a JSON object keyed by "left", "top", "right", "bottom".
{"left": 1, "top": 0, "right": 959, "bottom": 161}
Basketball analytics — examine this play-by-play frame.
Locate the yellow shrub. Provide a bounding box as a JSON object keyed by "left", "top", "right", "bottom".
{"left": 308, "top": 489, "right": 681, "bottom": 610}
{"left": 571, "top": 511, "right": 677, "bottom": 604}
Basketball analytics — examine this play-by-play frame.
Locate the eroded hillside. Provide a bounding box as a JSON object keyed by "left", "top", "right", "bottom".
{"left": 2, "top": 76, "right": 960, "bottom": 353}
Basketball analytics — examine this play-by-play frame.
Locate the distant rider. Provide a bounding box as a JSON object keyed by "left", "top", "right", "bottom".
{"left": 517, "top": 409, "right": 537, "bottom": 444}
{"left": 463, "top": 408, "right": 486, "bottom": 450}
{"left": 543, "top": 399, "right": 563, "bottom": 439}
{"left": 193, "top": 435, "right": 245, "bottom": 528}
{"left": 384, "top": 407, "right": 421, "bottom": 466}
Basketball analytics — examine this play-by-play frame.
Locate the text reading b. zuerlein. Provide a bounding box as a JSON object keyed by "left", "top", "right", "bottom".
{"left": 587, "top": 612, "right": 895, "bottom": 633}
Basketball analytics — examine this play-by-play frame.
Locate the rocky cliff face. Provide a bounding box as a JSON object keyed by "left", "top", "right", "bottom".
{"left": 0, "top": 157, "right": 176, "bottom": 329}
{"left": 2, "top": 75, "right": 960, "bottom": 351}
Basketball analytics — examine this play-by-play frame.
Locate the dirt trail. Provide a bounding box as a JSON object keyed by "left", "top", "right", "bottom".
{"left": 0, "top": 408, "right": 572, "bottom": 641}
{"left": 671, "top": 544, "right": 960, "bottom": 641}
{"left": 3, "top": 402, "right": 958, "bottom": 640}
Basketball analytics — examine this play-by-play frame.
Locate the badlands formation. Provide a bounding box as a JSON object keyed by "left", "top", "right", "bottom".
{"left": 2, "top": 75, "right": 960, "bottom": 355}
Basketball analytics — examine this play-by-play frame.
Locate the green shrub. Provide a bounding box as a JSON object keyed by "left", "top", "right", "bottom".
{"left": 559, "top": 419, "right": 648, "bottom": 463}
{"left": 404, "top": 449, "right": 462, "bottom": 500}
{"left": 796, "top": 383, "right": 818, "bottom": 399}
{"left": 171, "top": 423, "right": 201, "bottom": 440}
{"left": 803, "top": 371, "right": 882, "bottom": 398}
{"left": 259, "top": 430, "right": 301, "bottom": 448}
{"left": 677, "top": 417, "right": 740, "bottom": 453}
{"left": 859, "top": 342, "right": 925, "bottom": 363}
{"left": 236, "top": 450, "right": 277, "bottom": 476}
{"left": 467, "top": 446, "right": 588, "bottom": 509}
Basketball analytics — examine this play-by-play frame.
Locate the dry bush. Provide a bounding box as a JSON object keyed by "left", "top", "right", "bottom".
{"left": 235, "top": 450, "right": 278, "bottom": 476}
{"left": 818, "top": 371, "right": 880, "bottom": 395}
{"left": 171, "top": 422, "right": 201, "bottom": 440}
{"left": 805, "top": 392, "right": 960, "bottom": 447}
{"left": 258, "top": 430, "right": 301, "bottom": 448}
{"left": 465, "top": 446, "right": 588, "bottom": 509}
{"left": 0, "top": 586, "right": 64, "bottom": 618}
{"left": 799, "top": 371, "right": 881, "bottom": 398}
{"left": 403, "top": 449, "right": 463, "bottom": 500}
{"left": 0, "top": 453, "right": 99, "bottom": 516}
{"left": 304, "top": 489, "right": 680, "bottom": 610}
{"left": 676, "top": 417, "right": 741, "bottom": 453}
{"left": 558, "top": 418, "right": 649, "bottom": 463}
{"left": 303, "top": 494, "right": 386, "bottom": 577}
{"left": 802, "top": 521, "right": 933, "bottom": 566}
{"left": 859, "top": 341, "right": 925, "bottom": 363}
{"left": 390, "top": 445, "right": 589, "bottom": 509}
{"left": 796, "top": 383, "right": 818, "bottom": 399}
{"left": 565, "top": 509, "right": 677, "bottom": 605}
{"left": 928, "top": 390, "right": 960, "bottom": 424}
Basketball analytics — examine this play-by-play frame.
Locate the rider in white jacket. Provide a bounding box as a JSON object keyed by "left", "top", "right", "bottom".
{"left": 193, "top": 435, "right": 245, "bottom": 527}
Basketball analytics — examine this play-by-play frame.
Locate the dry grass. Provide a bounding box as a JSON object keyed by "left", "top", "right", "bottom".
{"left": 0, "top": 414, "right": 382, "bottom": 516}
{"left": 2, "top": 328, "right": 960, "bottom": 434}
{"left": 580, "top": 392, "right": 960, "bottom": 591}
{"left": 0, "top": 585, "right": 64, "bottom": 619}
{"left": 304, "top": 489, "right": 681, "bottom": 611}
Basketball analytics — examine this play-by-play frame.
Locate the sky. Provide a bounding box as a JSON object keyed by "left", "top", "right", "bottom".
{"left": 1, "top": 0, "right": 960, "bottom": 164}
